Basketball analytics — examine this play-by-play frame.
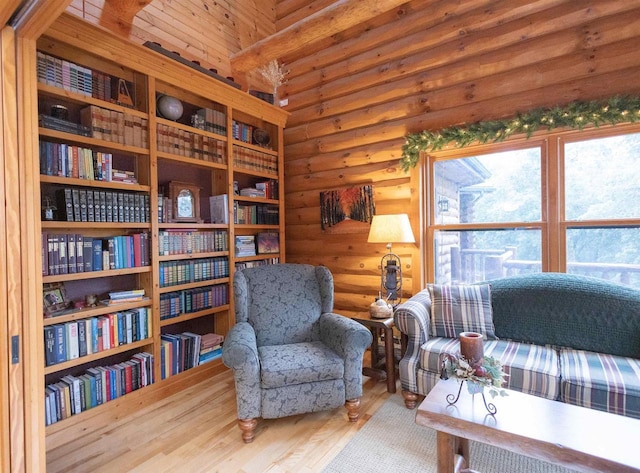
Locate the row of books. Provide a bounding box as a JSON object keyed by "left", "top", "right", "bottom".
{"left": 191, "top": 107, "right": 227, "bottom": 135}
{"left": 56, "top": 187, "right": 150, "bottom": 223}
{"left": 40, "top": 140, "right": 120, "bottom": 182}
{"left": 231, "top": 120, "right": 260, "bottom": 145}
{"left": 37, "top": 51, "right": 136, "bottom": 107}
{"left": 233, "top": 145, "right": 278, "bottom": 174}
{"left": 233, "top": 202, "right": 279, "bottom": 225}
{"left": 234, "top": 258, "right": 280, "bottom": 271}
{"left": 234, "top": 235, "right": 256, "bottom": 257}
{"left": 160, "top": 332, "right": 223, "bottom": 379}
{"left": 158, "top": 257, "right": 229, "bottom": 287}
{"left": 159, "top": 285, "right": 228, "bottom": 320}
{"left": 255, "top": 180, "right": 279, "bottom": 200}
{"left": 44, "top": 307, "right": 151, "bottom": 366}
{"left": 42, "top": 232, "right": 150, "bottom": 276}
{"left": 45, "top": 352, "right": 153, "bottom": 426}
{"left": 158, "top": 229, "right": 228, "bottom": 256}
{"left": 157, "top": 123, "right": 226, "bottom": 163}
{"left": 80, "top": 105, "right": 148, "bottom": 148}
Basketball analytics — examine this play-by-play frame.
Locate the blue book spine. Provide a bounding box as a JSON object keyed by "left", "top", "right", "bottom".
{"left": 92, "top": 239, "right": 103, "bottom": 271}
{"left": 54, "top": 324, "right": 67, "bottom": 364}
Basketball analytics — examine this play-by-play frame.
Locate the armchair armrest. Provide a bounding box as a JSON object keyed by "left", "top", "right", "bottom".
{"left": 222, "top": 322, "right": 261, "bottom": 419}
{"left": 394, "top": 289, "right": 432, "bottom": 393}
{"left": 319, "top": 313, "right": 373, "bottom": 400}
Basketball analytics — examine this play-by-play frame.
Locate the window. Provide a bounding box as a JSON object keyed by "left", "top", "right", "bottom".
{"left": 427, "top": 126, "right": 640, "bottom": 288}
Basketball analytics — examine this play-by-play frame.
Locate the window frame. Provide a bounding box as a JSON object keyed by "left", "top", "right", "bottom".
{"left": 422, "top": 122, "right": 640, "bottom": 284}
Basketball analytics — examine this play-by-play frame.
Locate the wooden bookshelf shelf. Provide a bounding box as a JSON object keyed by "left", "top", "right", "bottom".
{"left": 157, "top": 251, "right": 228, "bottom": 262}
{"left": 40, "top": 175, "right": 151, "bottom": 192}
{"left": 42, "top": 266, "right": 151, "bottom": 283}
{"left": 43, "top": 299, "right": 152, "bottom": 326}
{"left": 157, "top": 277, "right": 230, "bottom": 294}
{"left": 44, "top": 338, "right": 153, "bottom": 375}
{"left": 159, "top": 304, "right": 230, "bottom": 327}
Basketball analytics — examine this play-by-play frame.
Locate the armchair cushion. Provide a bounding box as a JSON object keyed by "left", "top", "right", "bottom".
{"left": 427, "top": 283, "right": 497, "bottom": 339}
{"left": 259, "top": 341, "right": 344, "bottom": 388}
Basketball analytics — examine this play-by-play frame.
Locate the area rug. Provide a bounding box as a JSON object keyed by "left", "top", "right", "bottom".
{"left": 322, "top": 394, "right": 573, "bottom": 473}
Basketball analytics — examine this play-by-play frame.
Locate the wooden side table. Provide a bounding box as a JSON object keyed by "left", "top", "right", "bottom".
{"left": 351, "top": 312, "right": 404, "bottom": 393}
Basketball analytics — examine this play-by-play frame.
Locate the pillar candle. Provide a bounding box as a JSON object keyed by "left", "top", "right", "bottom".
{"left": 459, "top": 331, "right": 484, "bottom": 364}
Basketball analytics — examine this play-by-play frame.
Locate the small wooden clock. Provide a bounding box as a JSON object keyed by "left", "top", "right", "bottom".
{"left": 169, "top": 181, "right": 202, "bottom": 223}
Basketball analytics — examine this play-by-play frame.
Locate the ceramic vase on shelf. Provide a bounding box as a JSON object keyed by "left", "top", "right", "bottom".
{"left": 459, "top": 331, "right": 484, "bottom": 364}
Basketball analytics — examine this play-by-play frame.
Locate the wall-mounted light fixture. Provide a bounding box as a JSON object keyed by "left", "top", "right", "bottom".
{"left": 437, "top": 196, "right": 449, "bottom": 213}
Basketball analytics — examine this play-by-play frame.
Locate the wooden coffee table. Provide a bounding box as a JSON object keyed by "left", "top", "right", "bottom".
{"left": 415, "top": 379, "right": 640, "bottom": 473}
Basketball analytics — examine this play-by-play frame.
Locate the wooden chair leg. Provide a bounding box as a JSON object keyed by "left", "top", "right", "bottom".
{"left": 238, "top": 418, "right": 257, "bottom": 443}
{"left": 402, "top": 389, "right": 419, "bottom": 409}
{"left": 345, "top": 398, "right": 361, "bottom": 422}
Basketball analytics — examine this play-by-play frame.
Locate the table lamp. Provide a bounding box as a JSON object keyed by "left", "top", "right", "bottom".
{"left": 367, "top": 214, "right": 415, "bottom": 305}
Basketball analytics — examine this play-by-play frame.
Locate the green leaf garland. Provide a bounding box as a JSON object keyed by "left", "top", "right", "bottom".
{"left": 400, "top": 95, "right": 640, "bottom": 172}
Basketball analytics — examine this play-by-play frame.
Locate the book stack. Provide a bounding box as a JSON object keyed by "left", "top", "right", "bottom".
{"left": 240, "top": 187, "right": 265, "bottom": 198}
{"left": 234, "top": 235, "right": 256, "bottom": 257}
{"left": 80, "top": 105, "right": 148, "bottom": 148}
{"left": 39, "top": 115, "right": 92, "bottom": 137}
{"left": 106, "top": 289, "right": 145, "bottom": 305}
{"left": 199, "top": 332, "right": 223, "bottom": 365}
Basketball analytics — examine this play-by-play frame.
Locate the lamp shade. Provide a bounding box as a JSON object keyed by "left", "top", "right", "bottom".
{"left": 367, "top": 214, "right": 415, "bottom": 244}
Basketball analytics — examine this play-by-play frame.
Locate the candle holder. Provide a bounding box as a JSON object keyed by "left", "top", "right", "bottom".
{"left": 445, "top": 378, "right": 497, "bottom": 415}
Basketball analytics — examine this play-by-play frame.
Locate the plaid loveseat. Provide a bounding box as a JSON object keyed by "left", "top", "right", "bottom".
{"left": 394, "top": 273, "right": 640, "bottom": 419}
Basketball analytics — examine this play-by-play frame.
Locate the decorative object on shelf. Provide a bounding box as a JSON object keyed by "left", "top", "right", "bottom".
{"left": 400, "top": 95, "right": 640, "bottom": 171}
{"left": 143, "top": 41, "right": 241, "bottom": 89}
{"left": 439, "top": 332, "right": 508, "bottom": 415}
{"left": 256, "top": 59, "right": 289, "bottom": 106}
{"left": 168, "top": 181, "right": 202, "bottom": 223}
{"left": 256, "top": 232, "right": 279, "bottom": 254}
{"left": 42, "top": 196, "right": 56, "bottom": 221}
{"left": 367, "top": 214, "right": 415, "bottom": 306}
{"left": 114, "top": 78, "right": 134, "bottom": 107}
{"left": 50, "top": 104, "right": 68, "bottom": 120}
{"left": 369, "top": 297, "right": 393, "bottom": 319}
{"left": 157, "top": 95, "right": 184, "bottom": 121}
{"left": 43, "top": 283, "right": 71, "bottom": 317}
{"left": 252, "top": 128, "right": 271, "bottom": 147}
{"left": 320, "top": 185, "right": 375, "bottom": 232}
{"left": 85, "top": 293, "right": 98, "bottom": 307}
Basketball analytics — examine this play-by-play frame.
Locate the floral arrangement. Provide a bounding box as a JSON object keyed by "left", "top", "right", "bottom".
{"left": 400, "top": 95, "right": 640, "bottom": 171}
{"left": 257, "top": 60, "right": 289, "bottom": 96}
{"left": 441, "top": 353, "right": 509, "bottom": 398}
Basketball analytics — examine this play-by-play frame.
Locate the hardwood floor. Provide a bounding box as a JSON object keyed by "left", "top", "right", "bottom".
{"left": 46, "top": 368, "right": 393, "bottom": 472}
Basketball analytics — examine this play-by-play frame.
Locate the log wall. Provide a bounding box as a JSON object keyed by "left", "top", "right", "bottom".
{"left": 278, "top": 0, "right": 640, "bottom": 316}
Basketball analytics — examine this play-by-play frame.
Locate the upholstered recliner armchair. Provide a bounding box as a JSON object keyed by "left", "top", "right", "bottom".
{"left": 222, "top": 263, "right": 372, "bottom": 443}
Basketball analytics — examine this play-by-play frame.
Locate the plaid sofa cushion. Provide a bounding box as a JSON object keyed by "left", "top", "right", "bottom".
{"left": 419, "top": 337, "right": 560, "bottom": 400}
{"left": 427, "top": 284, "right": 497, "bottom": 339}
{"left": 559, "top": 348, "right": 640, "bottom": 419}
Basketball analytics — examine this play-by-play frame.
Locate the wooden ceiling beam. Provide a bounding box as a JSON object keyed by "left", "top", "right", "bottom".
{"left": 230, "top": 0, "right": 409, "bottom": 73}
{"left": 99, "top": 0, "right": 153, "bottom": 34}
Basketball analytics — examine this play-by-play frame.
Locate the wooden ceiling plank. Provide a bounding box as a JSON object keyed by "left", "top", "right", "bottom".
{"left": 230, "top": 0, "right": 410, "bottom": 73}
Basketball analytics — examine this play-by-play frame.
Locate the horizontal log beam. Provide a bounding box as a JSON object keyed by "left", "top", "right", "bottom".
{"left": 230, "top": 0, "right": 409, "bottom": 73}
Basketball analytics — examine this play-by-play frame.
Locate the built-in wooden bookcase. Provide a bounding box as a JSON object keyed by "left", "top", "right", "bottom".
{"left": 34, "top": 15, "right": 287, "bottom": 440}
